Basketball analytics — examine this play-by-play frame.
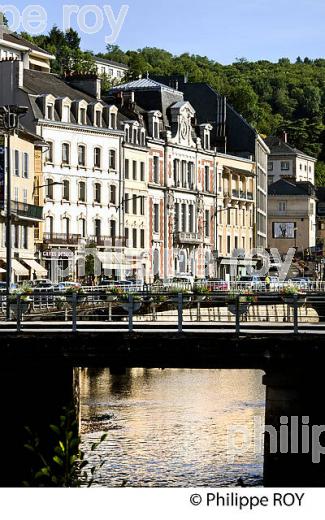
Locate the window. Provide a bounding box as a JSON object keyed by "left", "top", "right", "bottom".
{"left": 205, "top": 166, "right": 210, "bottom": 192}
{"left": 46, "top": 179, "right": 54, "bottom": 199}
{"left": 153, "top": 156, "right": 159, "bottom": 183}
{"left": 62, "top": 143, "right": 70, "bottom": 165}
{"left": 46, "top": 142, "right": 53, "bottom": 163}
{"left": 153, "top": 120, "right": 159, "bottom": 139}
{"left": 62, "top": 105, "right": 70, "bottom": 123}
{"left": 133, "top": 128, "right": 138, "bottom": 144}
{"left": 22, "top": 226, "right": 28, "bottom": 249}
{"left": 14, "top": 225, "right": 19, "bottom": 249}
{"left": 132, "top": 228, "right": 137, "bottom": 248}
{"left": 23, "top": 153, "right": 28, "bottom": 178}
{"left": 95, "top": 219, "right": 101, "bottom": 237}
{"left": 174, "top": 203, "right": 179, "bottom": 232}
{"left": 140, "top": 229, "right": 145, "bottom": 249}
{"left": 110, "top": 185, "right": 116, "bottom": 205}
{"left": 63, "top": 217, "right": 70, "bottom": 236}
{"left": 79, "top": 218, "right": 86, "bottom": 238}
{"left": 132, "top": 194, "right": 137, "bottom": 214}
{"left": 124, "top": 193, "right": 129, "bottom": 214}
{"left": 140, "top": 162, "right": 145, "bottom": 182}
{"left": 110, "top": 220, "right": 116, "bottom": 239}
{"left": 227, "top": 236, "right": 231, "bottom": 254}
{"left": 14, "top": 150, "right": 19, "bottom": 176}
{"left": 94, "top": 147, "right": 101, "bottom": 169}
{"left": 268, "top": 162, "right": 274, "bottom": 172}
{"left": 181, "top": 204, "right": 186, "bottom": 232}
{"left": 281, "top": 161, "right": 290, "bottom": 171}
{"left": 23, "top": 189, "right": 27, "bottom": 205}
{"left": 78, "top": 145, "right": 86, "bottom": 167}
{"left": 125, "top": 227, "right": 129, "bottom": 246}
{"left": 46, "top": 216, "right": 53, "bottom": 236}
{"left": 79, "top": 182, "right": 86, "bottom": 202}
{"left": 14, "top": 187, "right": 18, "bottom": 202}
{"left": 205, "top": 209, "right": 210, "bottom": 237}
{"left": 63, "top": 180, "right": 70, "bottom": 201}
{"left": 188, "top": 162, "right": 194, "bottom": 188}
{"left": 125, "top": 159, "right": 129, "bottom": 179}
{"left": 140, "top": 196, "right": 145, "bottom": 215}
{"left": 109, "top": 150, "right": 116, "bottom": 170}
{"left": 95, "top": 110, "right": 102, "bottom": 127}
{"left": 125, "top": 127, "right": 130, "bottom": 142}
{"left": 47, "top": 104, "right": 54, "bottom": 120}
{"left": 189, "top": 205, "right": 194, "bottom": 233}
{"left": 181, "top": 161, "right": 187, "bottom": 187}
{"left": 110, "top": 112, "right": 117, "bottom": 129}
{"left": 80, "top": 107, "right": 86, "bottom": 125}
{"left": 173, "top": 159, "right": 179, "bottom": 186}
{"left": 279, "top": 201, "right": 287, "bottom": 212}
{"left": 141, "top": 131, "right": 146, "bottom": 146}
{"left": 94, "top": 183, "right": 101, "bottom": 203}
{"left": 153, "top": 204, "right": 159, "bottom": 233}
{"left": 132, "top": 160, "right": 137, "bottom": 180}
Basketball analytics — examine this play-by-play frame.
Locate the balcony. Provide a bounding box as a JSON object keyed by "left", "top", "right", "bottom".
{"left": 11, "top": 201, "right": 43, "bottom": 221}
{"left": 43, "top": 233, "right": 81, "bottom": 245}
{"left": 86, "top": 236, "right": 127, "bottom": 247}
{"left": 174, "top": 232, "right": 202, "bottom": 245}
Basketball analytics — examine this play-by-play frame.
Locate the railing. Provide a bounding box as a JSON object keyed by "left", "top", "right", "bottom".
{"left": 0, "top": 290, "right": 324, "bottom": 335}
{"left": 86, "top": 236, "right": 127, "bottom": 247}
{"left": 268, "top": 209, "right": 313, "bottom": 217}
{"left": 43, "top": 233, "right": 81, "bottom": 245}
{"left": 11, "top": 201, "right": 43, "bottom": 220}
{"left": 174, "top": 232, "right": 202, "bottom": 244}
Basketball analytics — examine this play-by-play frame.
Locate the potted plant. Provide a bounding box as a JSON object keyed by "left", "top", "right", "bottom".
{"left": 65, "top": 286, "right": 86, "bottom": 304}
{"left": 281, "top": 285, "right": 306, "bottom": 307}
{"left": 106, "top": 287, "right": 122, "bottom": 302}
{"left": 120, "top": 293, "right": 143, "bottom": 313}
{"left": 193, "top": 285, "right": 210, "bottom": 302}
{"left": 168, "top": 288, "right": 192, "bottom": 303}
{"left": 9, "top": 284, "right": 33, "bottom": 318}
{"left": 227, "top": 290, "right": 257, "bottom": 315}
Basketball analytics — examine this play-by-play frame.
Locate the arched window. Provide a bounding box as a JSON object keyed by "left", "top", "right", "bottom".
{"left": 62, "top": 143, "right": 70, "bottom": 165}
{"left": 63, "top": 180, "right": 70, "bottom": 201}
{"left": 94, "top": 147, "right": 101, "bottom": 169}
{"left": 78, "top": 145, "right": 86, "bottom": 166}
{"left": 79, "top": 182, "right": 86, "bottom": 202}
{"left": 110, "top": 185, "right": 116, "bottom": 205}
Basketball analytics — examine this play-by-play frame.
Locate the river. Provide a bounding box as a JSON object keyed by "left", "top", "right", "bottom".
{"left": 80, "top": 368, "right": 265, "bottom": 487}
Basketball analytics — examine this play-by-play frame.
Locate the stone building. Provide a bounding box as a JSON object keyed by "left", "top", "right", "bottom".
{"left": 268, "top": 179, "right": 317, "bottom": 257}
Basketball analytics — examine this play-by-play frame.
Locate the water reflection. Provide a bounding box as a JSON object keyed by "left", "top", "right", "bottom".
{"left": 80, "top": 369, "right": 265, "bottom": 487}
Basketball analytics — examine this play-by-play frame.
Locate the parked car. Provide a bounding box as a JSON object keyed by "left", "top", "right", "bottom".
{"left": 56, "top": 282, "right": 81, "bottom": 292}
{"left": 288, "top": 278, "right": 312, "bottom": 290}
{"left": 238, "top": 276, "right": 265, "bottom": 290}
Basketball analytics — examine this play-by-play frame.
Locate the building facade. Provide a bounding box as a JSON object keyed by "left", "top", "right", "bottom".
{"left": 268, "top": 179, "right": 317, "bottom": 257}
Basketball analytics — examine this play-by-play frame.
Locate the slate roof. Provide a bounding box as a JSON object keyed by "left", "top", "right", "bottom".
{"left": 268, "top": 179, "right": 316, "bottom": 197}
{"left": 95, "top": 57, "right": 128, "bottom": 70}
{"left": 110, "top": 78, "right": 179, "bottom": 94}
{"left": 2, "top": 30, "right": 53, "bottom": 57}
{"left": 23, "top": 70, "right": 97, "bottom": 103}
{"left": 265, "top": 136, "right": 316, "bottom": 160}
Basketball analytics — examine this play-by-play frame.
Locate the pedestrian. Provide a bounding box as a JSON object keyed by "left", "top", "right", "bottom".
{"left": 265, "top": 275, "right": 271, "bottom": 291}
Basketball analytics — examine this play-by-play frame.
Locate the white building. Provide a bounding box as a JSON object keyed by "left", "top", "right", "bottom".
{"left": 266, "top": 134, "right": 316, "bottom": 185}
{"left": 0, "top": 28, "right": 54, "bottom": 72}
{"left": 95, "top": 58, "right": 128, "bottom": 84}
{"left": 0, "top": 61, "right": 125, "bottom": 281}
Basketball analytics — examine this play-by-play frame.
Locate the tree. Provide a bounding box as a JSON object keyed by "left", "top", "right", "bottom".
{"left": 315, "top": 162, "right": 325, "bottom": 187}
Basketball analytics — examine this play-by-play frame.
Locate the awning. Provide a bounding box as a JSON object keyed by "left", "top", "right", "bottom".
{"left": 97, "top": 252, "right": 128, "bottom": 269}
{"left": 12, "top": 259, "right": 29, "bottom": 277}
{"left": 0, "top": 268, "right": 6, "bottom": 273}
{"left": 23, "top": 259, "right": 48, "bottom": 277}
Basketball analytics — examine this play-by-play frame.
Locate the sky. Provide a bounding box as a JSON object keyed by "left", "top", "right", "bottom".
{"left": 4, "top": 0, "right": 325, "bottom": 63}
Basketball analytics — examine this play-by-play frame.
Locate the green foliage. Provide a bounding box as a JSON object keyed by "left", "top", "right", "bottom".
{"left": 24, "top": 407, "right": 107, "bottom": 487}
{"left": 316, "top": 162, "right": 325, "bottom": 187}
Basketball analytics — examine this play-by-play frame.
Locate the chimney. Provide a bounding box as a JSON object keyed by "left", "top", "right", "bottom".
{"left": 64, "top": 74, "right": 101, "bottom": 100}
{"left": 282, "top": 131, "right": 288, "bottom": 143}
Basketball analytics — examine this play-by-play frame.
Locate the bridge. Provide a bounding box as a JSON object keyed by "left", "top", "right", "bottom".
{"left": 1, "top": 292, "right": 325, "bottom": 487}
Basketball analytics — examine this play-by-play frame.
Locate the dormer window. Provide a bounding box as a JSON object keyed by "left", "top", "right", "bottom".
{"left": 153, "top": 120, "right": 159, "bottom": 139}
{"left": 47, "top": 104, "right": 54, "bottom": 120}
{"left": 95, "top": 110, "right": 102, "bottom": 127}
{"left": 205, "top": 133, "right": 210, "bottom": 150}
{"left": 62, "top": 105, "right": 70, "bottom": 123}
{"left": 110, "top": 112, "right": 117, "bottom": 129}
{"left": 125, "top": 126, "right": 130, "bottom": 142}
{"left": 133, "top": 127, "right": 138, "bottom": 144}
{"left": 141, "top": 130, "right": 146, "bottom": 147}
{"left": 80, "top": 107, "right": 87, "bottom": 125}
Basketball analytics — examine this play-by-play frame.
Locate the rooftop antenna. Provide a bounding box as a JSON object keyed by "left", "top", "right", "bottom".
{"left": 146, "top": 71, "right": 149, "bottom": 79}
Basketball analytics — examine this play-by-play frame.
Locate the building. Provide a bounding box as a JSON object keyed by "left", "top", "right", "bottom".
{"left": 151, "top": 75, "right": 269, "bottom": 250}
{"left": 268, "top": 179, "right": 317, "bottom": 257}
{"left": 95, "top": 57, "right": 128, "bottom": 84}
{"left": 0, "top": 60, "right": 125, "bottom": 282}
{"left": 0, "top": 27, "right": 54, "bottom": 72}
{"left": 265, "top": 134, "right": 316, "bottom": 185}
{"left": 0, "top": 127, "right": 46, "bottom": 282}
{"left": 316, "top": 187, "right": 325, "bottom": 258}
{"left": 109, "top": 78, "right": 258, "bottom": 281}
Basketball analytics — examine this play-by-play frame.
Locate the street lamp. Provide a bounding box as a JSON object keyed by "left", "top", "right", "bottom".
{"left": 0, "top": 105, "right": 28, "bottom": 318}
